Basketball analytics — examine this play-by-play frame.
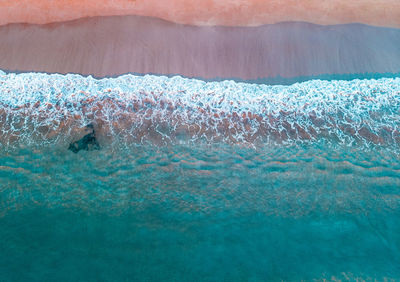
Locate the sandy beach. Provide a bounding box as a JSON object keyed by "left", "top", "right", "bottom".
{"left": 0, "top": 0, "right": 399, "bottom": 28}
{"left": 0, "top": 15, "right": 399, "bottom": 81}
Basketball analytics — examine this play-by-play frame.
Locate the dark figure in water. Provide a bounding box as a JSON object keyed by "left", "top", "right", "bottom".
{"left": 68, "top": 124, "right": 100, "bottom": 153}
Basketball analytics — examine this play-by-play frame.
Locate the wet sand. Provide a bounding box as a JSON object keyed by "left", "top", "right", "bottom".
{"left": 0, "top": 0, "right": 399, "bottom": 28}
{"left": 0, "top": 15, "right": 399, "bottom": 81}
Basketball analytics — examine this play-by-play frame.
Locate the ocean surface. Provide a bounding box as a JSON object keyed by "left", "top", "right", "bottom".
{"left": 1, "top": 71, "right": 400, "bottom": 280}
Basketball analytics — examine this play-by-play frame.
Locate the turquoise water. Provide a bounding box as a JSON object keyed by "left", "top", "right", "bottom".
{"left": 1, "top": 144, "right": 400, "bottom": 280}
{"left": 1, "top": 71, "right": 400, "bottom": 280}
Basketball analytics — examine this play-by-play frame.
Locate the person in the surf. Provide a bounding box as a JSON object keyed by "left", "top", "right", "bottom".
{"left": 68, "top": 124, "right": 100, "bottom": 153}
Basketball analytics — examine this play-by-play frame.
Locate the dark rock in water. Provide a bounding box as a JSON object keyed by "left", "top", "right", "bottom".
{"left": 68, "top": 124, "right": 100, "bottom": 153}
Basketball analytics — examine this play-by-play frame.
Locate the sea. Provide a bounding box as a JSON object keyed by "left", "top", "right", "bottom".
{"left": 1, "top": 70, "right": 400, "bottom": 280}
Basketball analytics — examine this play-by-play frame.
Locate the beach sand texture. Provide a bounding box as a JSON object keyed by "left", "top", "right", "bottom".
{"left": 0, "top": 0, "right": 399, "bottom": 28}
{"left": 0, "top": 16, "right": 399, "bottom": 80}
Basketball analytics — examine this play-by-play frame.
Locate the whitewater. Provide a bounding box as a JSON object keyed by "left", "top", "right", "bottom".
{"left": 1, "top": 70, "right": 400, "bottom": 151}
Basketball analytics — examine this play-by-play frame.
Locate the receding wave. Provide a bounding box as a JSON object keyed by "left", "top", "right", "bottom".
{"left": 1, "top": 70, "right": 400, "bottom": 151}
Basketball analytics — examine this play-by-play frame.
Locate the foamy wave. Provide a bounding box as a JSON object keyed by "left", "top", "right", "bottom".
{"left": 1, "top": 70, "right": 400, "bottom": 149}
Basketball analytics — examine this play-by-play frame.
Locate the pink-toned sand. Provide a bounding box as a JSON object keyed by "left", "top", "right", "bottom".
{"left": 0, "top": 0, "right": 399, "bottom": 28}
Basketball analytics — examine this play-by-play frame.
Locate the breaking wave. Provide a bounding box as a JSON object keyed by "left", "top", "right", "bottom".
{"left": 0, "top": 70, "right": 400, "bottom": 150}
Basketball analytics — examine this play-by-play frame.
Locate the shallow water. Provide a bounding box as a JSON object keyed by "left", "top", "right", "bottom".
{"left": 1, "top": 143, "right": 400, "bottom": 280}
{"left": 1, "top": 72, "right": 400, "bottom": 149}
{"left": 1, "top": 72, "right": 400, "bottom": 280}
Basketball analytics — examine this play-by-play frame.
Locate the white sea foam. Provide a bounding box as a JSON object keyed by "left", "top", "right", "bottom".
{"left": 0, "top": 71, "right": 400, "bottom": 149}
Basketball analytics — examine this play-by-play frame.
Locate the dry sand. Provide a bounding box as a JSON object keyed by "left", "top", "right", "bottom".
{"left": 0, "top": 0, "right": 399, "bottom": 28}
{"left": 0, "top": 15, "right": 399, "bottom": 81}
